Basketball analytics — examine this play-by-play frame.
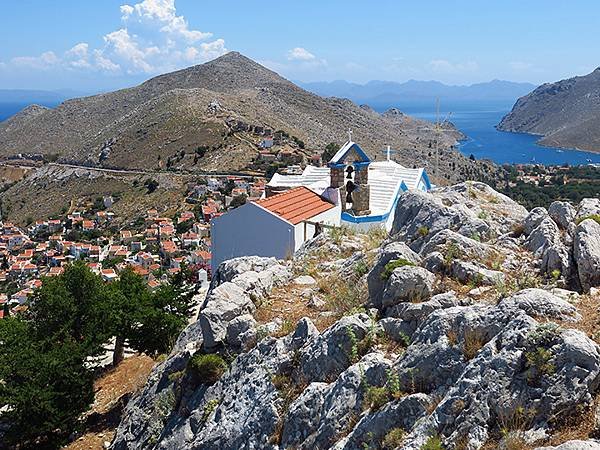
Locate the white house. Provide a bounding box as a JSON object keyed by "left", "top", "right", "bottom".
{"left": 266, "top": 140, "right": 432, "bottom": 231}
{"left": 210, "top": 187, "right": 340, "bottom": 272}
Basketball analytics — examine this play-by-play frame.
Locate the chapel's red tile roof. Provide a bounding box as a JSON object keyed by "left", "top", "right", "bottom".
{"left": 254, "top": 187, "right": 335, "bottom": 225}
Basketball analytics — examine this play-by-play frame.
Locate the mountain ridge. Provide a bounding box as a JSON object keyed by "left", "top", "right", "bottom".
{"left": 0, "top": 51, "right": 498, "bottom": 185}
{"left": 498, "top": 68, "right": 600, "bottom": 153}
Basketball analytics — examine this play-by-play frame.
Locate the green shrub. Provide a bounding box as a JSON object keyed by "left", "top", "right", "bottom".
{"left": 417, "top": 226, "right": 430, "bottom": 237}
{"left": 354, "top": 260, "right": 370, "bottom": 278}
{"left": 202, "top": 399, "right": 219, "bottom": 422}
{"left": 381, "top": 258, "right": 415, "bottom": 280}
{"left": 364, "top": 386, "right": 389, "bottom": 411}
{"left": 576, "top": 214, "right": 600, "bottom": 225}
{"left": 525, "top": 347, "right": 555, "bottom": 381}
{"left": 382, "top": 427, "right": 405, "bottom": 449}
{"left": 346, "top": 326, "right": 360, "bottom": 363}
{"left": 443, "top": 243, "right": 463, "bottom": 268}
{"left": 421, "top": 435, "right": 445, "bottom": 450}
{"left": 188, "top": 353, "right": 227, "bottom": 384}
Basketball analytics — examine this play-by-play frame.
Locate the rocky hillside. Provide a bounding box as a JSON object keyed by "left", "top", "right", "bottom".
{"left": 0, "top": 52, "right": 496, "bottom": 185}
{"left": 498, "top": 68, "right": 600, "bottom": 153}
{"left": 109, "top": 182, "right": 600, "bottom": 450}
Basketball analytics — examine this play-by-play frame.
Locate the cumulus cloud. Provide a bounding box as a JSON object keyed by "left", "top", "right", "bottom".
{"left": 429, "top": 59, "right": 479, "bottom": 73}
{"left": 11, "top": 51, "right": 60, "bottom": 69}
{"left": 0, "top": 0, "right": 226, "bottom": 76}
{"left": 287, "top": 47, "right": 316, "bottom": 61}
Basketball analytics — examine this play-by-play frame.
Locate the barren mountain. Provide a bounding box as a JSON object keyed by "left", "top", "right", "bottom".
{"left": 0, "top": 52, "right": 495, "bottom": 184}
{"left": 498, "top": 68, "right": 600, "bottom": 153}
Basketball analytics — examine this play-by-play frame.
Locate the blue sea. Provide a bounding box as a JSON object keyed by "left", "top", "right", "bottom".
{"left": 374, "top": 101, "right": 600, "bottom": 166}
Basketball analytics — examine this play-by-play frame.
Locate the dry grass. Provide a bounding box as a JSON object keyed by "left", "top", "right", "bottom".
{"left": 556, "top": 294, "right": 600, "bottom": 342}
{"left": 64, "top": 355, "right": 155, "bottom": 450}
{"left": 462, "top": 329, "right": 487, "bottom": 361}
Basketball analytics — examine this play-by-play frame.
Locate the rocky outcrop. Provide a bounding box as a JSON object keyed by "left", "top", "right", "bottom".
{"left": 381, "top": 266, "right": 436, "bottom": 307}
{"left": 367, "top": 242, "right": 421, "bottom": 309}
{"left": 112, "top": 185, "right": 600, "bottom": 450}
{"left": 574, "top": 219, "right": 600, "bottom": 292}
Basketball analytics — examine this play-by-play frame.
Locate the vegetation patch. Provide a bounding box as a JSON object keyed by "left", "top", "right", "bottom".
{"left": 380, "top": 258, "right": 416, "bottom": 281}
{"left": 188, "top": 353, "right": 228, "bottom": 385}
{"left": 576, "top": 214, "right": 600, "bottom": 226}
{"left": 382, "top": 427, "right": 406, "bottom": 449}
{"left": 421, "top": 434, "right": 445, "bottom": 450}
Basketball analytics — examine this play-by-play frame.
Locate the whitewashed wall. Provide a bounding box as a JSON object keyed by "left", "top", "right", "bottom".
{"left": 211, "top": 203, "right": 294, "bottom": 272}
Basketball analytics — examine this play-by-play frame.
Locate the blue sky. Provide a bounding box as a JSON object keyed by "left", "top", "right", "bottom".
{"left": 1, "top": 0, "right": 599, "bottom": 91}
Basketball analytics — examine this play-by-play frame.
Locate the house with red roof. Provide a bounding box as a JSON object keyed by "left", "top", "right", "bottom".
{"left": 210, "top": 186, "right": 339, "bottom": 271}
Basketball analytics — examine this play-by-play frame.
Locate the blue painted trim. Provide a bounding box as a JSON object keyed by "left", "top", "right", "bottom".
{"left": 328, "top": 142, "right": 371, "bottom": 167}
{"left": 341, "top": 181, "right": 408, "bottom": 224}
{"left": 421, "top": 170, "right": 432, "bottom": 191}
{"left": 353, "top": 161, "right": 371, "bottom": 168}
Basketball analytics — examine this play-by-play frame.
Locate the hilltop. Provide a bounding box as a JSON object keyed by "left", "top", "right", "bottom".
{"left": 498, "top": 68, "right": 600, "bottom": 153}
{"left": 0, "top": 52, "right": 494, "bottom": 184}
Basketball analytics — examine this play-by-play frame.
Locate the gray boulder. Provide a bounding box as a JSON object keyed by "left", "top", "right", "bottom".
{"left": 282, "top": 352, "right": 392, "bottom": 450}
{"left": 420, "top": 229, "right": 492, "bottom": 260}
{"left": 400, "top": 317, "right": 600, "bottom": 449}
{"left": 548, "top": 201, "right": 576, "bottom": 230}
{"left": 527, "top": 217, "right": 571, "bottom": 277}
{"left": 382, "top": 291, "right": 467, "bottom": 337}
{"left": 524, "top": 207, "right": 549, "bottom": 236}
{"left": 367, "top": 242, "right": 421, "bottom": 308}
{"left": 421, "top": 251, "right": 446, "bottom": 273}
{"left": 299, "top": 313, "right": 373, "bottom": 382}
{"left": 450, "top": 259, "right": 505, "bottom": 286}
{"left": 574, "top": 219, "right": 600, "bottom": 291}
{"left": 225, "top": 314, "right": 257, "bottom": 349}
{"left": 210, "top": 256, "right": 282, "bottom": 288}
{"left": 199, "top": 282, "right": 255, "bottom": 350}
{"left": 381, "top": 266, "right": 436, "bottom": 307}
{"left": 498, "top": 288, "right": 581, "bottom": 322}
{"left": 332, "top": 393, "right": 432, "bottom": 450}
{"left": 577, "top": 198, "right": 600, "bottom": 221}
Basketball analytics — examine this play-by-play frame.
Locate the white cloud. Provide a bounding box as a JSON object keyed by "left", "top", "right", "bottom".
{"left": 11, "top": 51, "right": 59, "bottom": 69}
{"left": 429, "top": 59, "right": 479, "bottom": 73}
{"left": 287, "top": 47, "right": 316, "bottom": 61}
{"left": 0, "top": 0, "right": 226, "bottom": 77}
{"left": 120, "top": 0, "right": 212, "bottom": 43}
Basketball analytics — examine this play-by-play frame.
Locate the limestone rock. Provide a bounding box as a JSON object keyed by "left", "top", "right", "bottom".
{"left": 524, "top": 207, "right": 549, "bottom": 236}
{"left": 199, "top": 282, "right": 255, "bottom": 350}
{"left": 367, "top": 242, "right": 421, "bottom": 308}
{"left": 548, "top": 201, "right": 576, "bottom": 230}
{"left": 526, "top": 217, "right": 571, "bottom": 277}
{"left": 574, "top": 219, "right": 600, "bottom": 291}
{"left": 299, "top": 313, "right": 372, "bottom": 382}
{"left": 283, "top": 352, "right": 392, "bottom": 449}
{"left": 577, "top": 198, "right": 600, "bottom": 221}
{"left": 381, "top": 266, "right": 436, "bottom": 307}
{"left": 450, "top": 259, "right": 505, "bottom": 286}
{"left": 498, "top": 288, "right": 581, "bottom": 322}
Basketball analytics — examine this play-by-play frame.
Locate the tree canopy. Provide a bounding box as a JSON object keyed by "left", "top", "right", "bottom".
{"left": 0, "top": 261, "right": 196, "bottom": 448}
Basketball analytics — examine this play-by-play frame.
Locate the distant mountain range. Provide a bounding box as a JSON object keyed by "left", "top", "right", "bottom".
{"left": 498, "top": 68, "right": 600, "bottom": 153}
{"left": 299, "top": 79, "right": 537, "bottom": 109}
